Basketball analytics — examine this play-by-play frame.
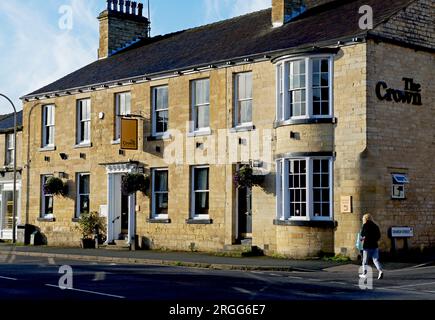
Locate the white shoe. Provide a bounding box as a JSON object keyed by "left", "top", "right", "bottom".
{"left": 359, "top": 274, "right": 367, "bottom": 279}
{"left": 378, "top": 271, "right": 384, "bottom": 280}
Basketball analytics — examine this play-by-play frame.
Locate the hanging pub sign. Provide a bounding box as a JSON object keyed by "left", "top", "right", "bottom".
{"left": 376, "top": 77, "right": 422, "bottom": 105}
{"left": 121, "top": 118, "right": 138, "bottom": 150}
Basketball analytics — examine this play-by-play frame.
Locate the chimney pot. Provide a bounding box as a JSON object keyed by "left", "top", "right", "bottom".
{"left": 119, "top": 0, "right": 125, "bottom": 13}
{"left": 138, "top": 3, "right": 144, "bottom": 17}
{"left": 125, "top": 1, "right": 131, "bottom": 14}
{"left": 131, "top": 1, "right": 137, "bottom": 15}
{"left": 113, "top": 0, "right": 119, "bottom": 12}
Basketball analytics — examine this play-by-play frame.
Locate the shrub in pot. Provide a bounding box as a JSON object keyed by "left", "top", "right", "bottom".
{"left": 76, "top": 211, "right": 106, "bottom": 249}
{"left": 234, "top": 165, "right": 264, "bottom": 189}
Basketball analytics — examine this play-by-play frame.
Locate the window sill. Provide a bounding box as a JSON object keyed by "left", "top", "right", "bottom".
{"left": 186, "top": 218, "right": 213, "bottom": 225}
{"left": 147, "top": 133, "right": 172, "bottom": 141}
{"left": 147, "top": 218, "right": 171, "bottom": 224}
{"left": 39, "top": 146, "right": 56, "bottom": 152}
{"left": 273, "top": 219, "right": 337, "bottom": 228}
{"left": 111, "top": 139, "right": 120, "bottom": 145}
{"left": 37, "top": 217, "right": 56, "bottom": 222}
{"left": 187, "top": 128, "right": 212, "bottom": 137}
{"left": 74, "top": 142, "right": 92, "bottom": 149}
{"left": 274, "top": 117, "right": 336, "bottom": 128}
{"left": 72, "top": 218, "right": 81, "bottom": 223}
{"left": 230, "top": 124, "right": 255, "bottom": 133}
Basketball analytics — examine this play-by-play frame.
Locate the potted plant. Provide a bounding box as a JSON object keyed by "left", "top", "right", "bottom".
{"left": 43, "top": 176, "right": 68, "bottom": 197}
{"left": 121, "top": 173, "right": 150, "bottom": 196}
{"left": 76, "top": 211, "right": 106, "bottom": 249}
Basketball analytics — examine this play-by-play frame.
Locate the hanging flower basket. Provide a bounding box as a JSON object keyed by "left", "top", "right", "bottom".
{"left": 234, "top": 165, "right": 264, "bottom": 189}
{"left": 121, "top": 173, "right": 150, "bottom": 196}
{"left": 43, "top": 177, "right": 68, "bottom": 197}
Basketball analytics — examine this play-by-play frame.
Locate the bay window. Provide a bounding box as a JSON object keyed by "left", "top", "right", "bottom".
{"left": 276, "top": 157, "right": 333, "bottom": 221}
{"left": 276, "top": 56, "right": 333, "bottom": 122}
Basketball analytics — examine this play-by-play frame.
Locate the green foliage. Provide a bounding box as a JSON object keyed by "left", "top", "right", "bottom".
{"left": 43, "top": 177, "right": 68, "bottom": 197}
{"left": 76, "top": 211, "right": 106, "bottom": 240}
{"left": 322, "top": 254, "right": 351, "bottom": 262}
{"left": 121, "top": 173, "right": 150, "bottom": 196}
{"left": 234, "top": 165, "right": 264, "bottom": 189}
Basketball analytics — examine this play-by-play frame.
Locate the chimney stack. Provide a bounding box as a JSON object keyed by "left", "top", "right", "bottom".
{"left": 98, "top": 0, "right": 150, "bottom": 59}
{"left": 272, "top": 0, "right": 335, "bottom": 27}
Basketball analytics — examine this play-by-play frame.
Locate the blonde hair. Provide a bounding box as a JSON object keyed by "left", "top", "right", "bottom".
{"left": 363, "top": 214, "right": 373, "bottom": 224}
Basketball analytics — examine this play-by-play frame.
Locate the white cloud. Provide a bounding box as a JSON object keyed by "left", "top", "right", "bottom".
{"left": 0, "top": 0, "right": 99, "bottom": 113}
{"left": 204, "top": 0, "right": 271, "bottom": 22}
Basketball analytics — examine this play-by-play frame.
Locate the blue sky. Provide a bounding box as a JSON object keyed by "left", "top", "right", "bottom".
{"left": 0, "top": 0, "right": 271, "bottom": 114}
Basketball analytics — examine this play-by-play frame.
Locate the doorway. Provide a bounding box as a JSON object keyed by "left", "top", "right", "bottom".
{"left": 237, "top": 185, "right": 252, "bottom": 242}
{"left": 120, "top": 192, "right": 129, "bottom": 238}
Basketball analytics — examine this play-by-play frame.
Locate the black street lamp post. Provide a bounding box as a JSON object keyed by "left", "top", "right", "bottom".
{"left": 0, "top": 93, "right": 18, "bottom": 244}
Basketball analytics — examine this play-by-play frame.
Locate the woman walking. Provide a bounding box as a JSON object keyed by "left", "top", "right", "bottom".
{"left": 359, "top": 214, "right": 384, "bottom": 280}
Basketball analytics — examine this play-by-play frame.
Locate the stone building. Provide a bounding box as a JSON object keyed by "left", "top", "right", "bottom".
{"left": 20, "top": 0, "right": 434, "bottom": 258}
{"left": 0, "top": 112, "right": 22, "bottom": 240}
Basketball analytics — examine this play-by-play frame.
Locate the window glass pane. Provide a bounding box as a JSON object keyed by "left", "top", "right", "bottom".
{"left": 156, "top": 193, "right": 169, "bottom": 215}
{"left": 195, "top": 192, "right": 209, "bottom": 215}
{"left": 196, "top": 105, "right": 209, "bottom": 129}
{"left": 156, "top": 110, "right": 168, "bottom": 133}
{"left": 239, "top": 100, "right": 252, "bottom": 123}
{"left": 80, "top": 195, "right": 89, "bottom": 214}
{"left": 155, "top": 171, "right": 168, "bottom": 192}
{"left": 155, "top": 87, "right": 168, "bottom": 111}
{"left": 288, "top": 159, "right": 307, "bottom": 217}
{"left": 195, "top": 168, "right": 209, "bottom": 190}
{"left": 195, "top": 79, "right": 209, "bottom": 105}
{"left": 79, "top": 175, "right": 90, "bottom": 194}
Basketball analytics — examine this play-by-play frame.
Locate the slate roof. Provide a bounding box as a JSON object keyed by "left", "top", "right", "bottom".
{"left": 0, "top": 111, "right": 23, "bottom": 133}
{"left": 25, "top": 0, "right": 415, "bottom": 98}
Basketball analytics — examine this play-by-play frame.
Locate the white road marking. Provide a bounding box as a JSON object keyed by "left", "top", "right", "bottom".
{"left": 45, "top": 284, "right": 125, "bottom": 299}
{"left": 383, "top": 281, "right": 435, "bottom": 290}
{"left": 0, "top": 276, "right": 18, "bottom": 281}
{"left": 232, "top": 287, "right": 255, "bottom": 296}
{"left": 287, "top": 276, "right": 303, "bottom": 279}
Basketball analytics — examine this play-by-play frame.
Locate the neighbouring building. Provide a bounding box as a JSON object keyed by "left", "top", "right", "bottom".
{"left": 0, "top": 112, "right": 22, "bottom": 241}
{"left": 20, "top": 0, "right": 434, "bottom": 258}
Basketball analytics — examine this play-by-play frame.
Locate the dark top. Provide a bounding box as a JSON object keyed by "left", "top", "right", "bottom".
{"left": 361, "top": 220, "right": 381, "bottom": 249}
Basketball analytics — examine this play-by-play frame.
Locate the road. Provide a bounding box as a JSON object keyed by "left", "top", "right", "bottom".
{"left": 1, "top": 255, "right": 434, "bottom": 301}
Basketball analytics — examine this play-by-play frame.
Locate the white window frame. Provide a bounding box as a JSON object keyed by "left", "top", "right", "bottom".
{"left": 5, "top": 133, "right": 14, "bottom": 166}
{"left": 76, "top": 173, "right": 90, "bottom": 218}
{"left": 151, "top": 168, "right": 169, "bottom": 219}
{"left": 42, "top": 104, "right": 55, "bottom": 148}
{"left": 41, "top": 174, "right": 54, "bottom": 218}
{"left": 276, "top": 157, "right": 333, "bottom": 221}
{"left": 276, "top": 55, "right": 334, "bottom": 122}
{"left": 234, "top": 72, "right": 253, "bottom": 128}
{"left": 152, "top": 86, "right": 169, "bottom": 137}
{"left": 77, "top": 99, "right": 91, "bottom": 145}
{"left": 190, "top": 79, "right": 211, "bottom": 135}
{"left": 190, "top": 165, "right": 210, "bottom": 219}
{"left": 114, "top": 92, "right": 131, "bottom": 141}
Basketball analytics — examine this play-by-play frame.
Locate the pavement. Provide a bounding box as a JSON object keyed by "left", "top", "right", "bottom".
{"left": 1, "top": 243, "right": 433, "bottom": 272}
